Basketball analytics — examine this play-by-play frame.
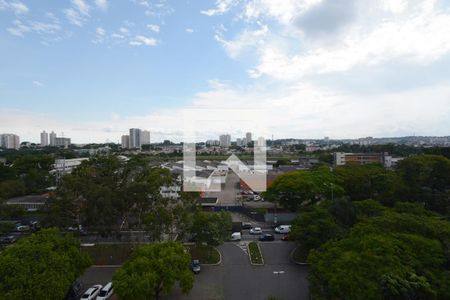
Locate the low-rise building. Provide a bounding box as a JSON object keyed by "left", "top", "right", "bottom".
{"left": 333, "top": 152, "right": 393, "bottom": 168}
{"left": 5, "top": 194, "right": 49, "bottom": 211}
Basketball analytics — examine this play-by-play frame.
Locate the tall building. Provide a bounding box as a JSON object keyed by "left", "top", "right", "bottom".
{"left": 40, "top": 131, "right": 49, "bottom": 147}
{"left": 141, "top": 130, "right": 151, "bottom": 145}
{"left": 129, "top": 128, "right": 141, "bottom": 149}
{"left": 245, "top": 132, "right": 252, "bottom": 144}
{"left": 219, "top": 134, "right": 231, "bottom": 147}
{"left": 0, "top": 134, "right": 20, "bottom": 149}
{"left": 49, "top": 131, "right": 57, "bottom": 146}
{"left": 55, "top": 137, "right": 71, "bottom": 148}
{"left": 121, "top": 135, "right": 130, "bottom": 149}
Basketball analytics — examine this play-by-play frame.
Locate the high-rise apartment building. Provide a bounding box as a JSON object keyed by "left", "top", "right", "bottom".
{"left": 121, "top": 135, "right": 130, "bottom": 149}
{"left": 129, "top": 128, "right": 141, "bottom": 149}
{"left": 219, "top": 134, "right": 231, "bottom": 147}
{"left": 40, "top": 131, "right": 49, "bottom": 147}
{"left": 246, "top": 132, "right": 252, "bottom": 144}
{"left": 49, "top": 131, "right": 57, "bottom": 146}
{"left": 141, "top": 130, "right": 151, "bottom": 145}
{"left": 0, "top": 134, "right": 20, "bottom": 149}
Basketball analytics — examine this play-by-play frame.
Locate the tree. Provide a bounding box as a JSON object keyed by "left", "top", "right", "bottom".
{"left": 113, "top": 242, "right": 194, "bottom": 300}
{"left": 190, "top": 210, "right": 232, "bottom": 246}
{"left": 290, "top": 205, "right": 344, "bottom": 253}
{"left": 0, "top": 228, "right": 91, "bottom": 300}
{"left": 265, "top": 167, "right": 344, "bottom": 211}
{"left": 307, "top": 209, "right": 450, "bottom": 299}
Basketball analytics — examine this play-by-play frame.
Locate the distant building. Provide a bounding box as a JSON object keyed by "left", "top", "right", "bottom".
{"left": 219, "top": 134, "right": 231, "bottom": 147}
{"left": 5, "top": 194, "right": 49, "bottom": 211}
{"left": 54, "top": 137, "right": 70, "bottom": 148}
{"left": 52, "top": 158, "right": 89, "bottom": 176}
{"left": 246, "top": 132, "right": 252, "bottom": 144}
{"left": 206, "top": 140, "right": 220, "bottom": 146}
{"left": 333, "top": 152, "right": 393, "bottom": 168}
{"left": 49, "top": 131, "right": 57, "bottom": 146}
{"left": 121, "top": 135, "right": 130, "bottom": 149}
{"left": 129, "top": 128, "right": 141, "bottom": 149}
{"left": 40, "top": 131, "right": 49, "bottom": 147}
{"left": 0, "top": 133, "right": 20, "bottom": 149}
{"left": 141, "top": 130, "right": 151, "bottom": 145}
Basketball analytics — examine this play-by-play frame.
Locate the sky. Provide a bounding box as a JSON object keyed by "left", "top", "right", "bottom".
{"left": 0, "top": 0, "right": 450, "bottom": 143}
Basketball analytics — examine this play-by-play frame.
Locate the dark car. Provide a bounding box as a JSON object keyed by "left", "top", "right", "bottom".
{"left": 259, "top": 233, "right": 275, "bottom": 241}
{"left": 64, "top": 281, "right": 83, "bottom": 300}
{"left": 242, "top": 222, "right": 252, "bottom": 229}
{"left": 0, "top": 235, "right": 16, "bottom": 245}
{"left": 191, "top": 259, "right": 201, "bottom": 274}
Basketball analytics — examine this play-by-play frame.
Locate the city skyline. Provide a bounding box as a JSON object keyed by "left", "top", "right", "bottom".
{"left": 1, "top": 0, "right": 450, "bottom": 143}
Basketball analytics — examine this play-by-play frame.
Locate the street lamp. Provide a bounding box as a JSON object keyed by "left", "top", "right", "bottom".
{"left": 273, "top": 270, "right": 285, "bottom": 298}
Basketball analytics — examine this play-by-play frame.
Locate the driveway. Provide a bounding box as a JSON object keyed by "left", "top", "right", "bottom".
{"left": 79, "top": 242, "right": 309, "bottom": 300}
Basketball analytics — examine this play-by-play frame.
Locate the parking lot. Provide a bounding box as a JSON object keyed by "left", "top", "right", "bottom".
{"left": 80, "top": 241, "right": 309, "bottom": 300}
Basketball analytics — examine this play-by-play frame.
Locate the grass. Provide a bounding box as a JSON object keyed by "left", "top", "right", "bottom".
{"left": 292, "top": 244, "right": 309, "bottom": 263}
{"left": 81, "top": 243, "right": 136, "bottom": 265}
{"left": 185, "top": 244, "right": 220, "bottom": 264}
{"left": 248, "top": 241, "right": 263, "bottom": 265}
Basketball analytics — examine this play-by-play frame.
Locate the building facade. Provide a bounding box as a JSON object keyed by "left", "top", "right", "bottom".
{"left": 141, "top": 130, "right": 151, "bottom": 145}
{"left": 121, "top": 135, "right": 130, "bottom": 149}
{"left": 0, "top": 134, "right": 20, "bottom": 149}
{"left": 49, "top": 131, "right": 57, "bottom": 146}
{"left": 40, "top": 131, "right": 49, "bottom": 147}
{"left": 129, "top": 128, "right": 141, "bottom": 149}
{"left": 333, "top": 152, "right": 393, "bottom": 168}
{"left": 219, "top": 134, "right": 231, "bottom": 147}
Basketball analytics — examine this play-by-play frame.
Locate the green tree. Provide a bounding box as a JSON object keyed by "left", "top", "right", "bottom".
{"left": 0, "top": 228, "right": 91, "bottom": 300}
{"left": 190, "top": 210, "right": 232, "bottom": 246}
{"left": 265, "top": 167, "right": 343, "bottom": 211}
{"left": 113, "top": 242, "right": 194, "bottom": 300}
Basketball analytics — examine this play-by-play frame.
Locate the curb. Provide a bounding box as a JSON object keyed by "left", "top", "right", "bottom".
{"left": 247, "top": 241, "right": 264, "bottom": 266}
{"left": 290, "top": 245, "right": 309, "bottom": 266}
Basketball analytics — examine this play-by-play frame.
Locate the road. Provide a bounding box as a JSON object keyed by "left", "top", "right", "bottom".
{"left": 80, "top": 241, "right": 309, "bottom": 300}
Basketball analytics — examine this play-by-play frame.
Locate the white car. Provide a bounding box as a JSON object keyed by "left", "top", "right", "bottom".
{"left": 96, "top": 282, "right": 113, "bottom": 300}
{"left": 81, "top": 285, "right": 102, "bottom": 300}
{"left": 275, "top": 225, "right": 292, "bottom": 234}
{"left": 250, "top": 227, "right": 262, "bottom": 235}
{"left": 231, "top": 232, "right": 242, "bottom": 241}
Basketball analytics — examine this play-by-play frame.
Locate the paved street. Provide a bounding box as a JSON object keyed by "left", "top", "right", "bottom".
{"left": 80, "top": 241, "right": 309, "bottom": 300}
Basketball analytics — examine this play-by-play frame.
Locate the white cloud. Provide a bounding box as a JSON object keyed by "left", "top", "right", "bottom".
{"left": 64, "top": 8, "right": 84, "bottom": 26}
{"left": 0, "top": 1, "right": 29, "bottom": 14}
{"left": 95, "top": 0, "right": 108, "bottom": 11}
{"left": 64, "top": 0, "right": 90, "bottom": 26}
{"left": 32, "top": 80, "right": 44, "bottom": 87}
{"left": 147, "top": 24, "right": 160, "bottom": 33}
{"left": 185, "top": 28, "right": 194, "bottom": 33}
{"left": 7, "top": 19, "right": 61, "bottom": 37}
{"left": 201, "top": 0, "right": 239, "bottom": 16}
{"left": 96, "top": 27, "right": 106, "bottom": 35}
{"left": 72, "top": 0, "right": 90, "bottom": 15}
{"left": 130, "top": 35, "right": 157, "bottom": 46}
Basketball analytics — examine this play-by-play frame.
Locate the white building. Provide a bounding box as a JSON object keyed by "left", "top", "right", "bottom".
{"left": 121, "top": 135, "right": 130, "bottom": 149}
{"left": 40, "top": 131, "right": 49, "bottom": 147}
{"left": 141, "top": 130, "right": 151, "bottom": 145}
{"left": 52, "top": 158, "right": 89, "bottom": 176}
{"left": 0, "top": 134, "right": 20, "bottom": 149}
{"left": 246, "top": 132, "right": 252, "bottom": 144}
{"left": 49, "top": 131, "right": 57, "bottom": 146}
{"left": 129, "top": 128, "right": 141, "bottom": 149}
{"left": 219, "top": 134, "right": 231, "bottom": 147}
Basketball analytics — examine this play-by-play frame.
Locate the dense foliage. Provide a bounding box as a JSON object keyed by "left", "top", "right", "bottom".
{"left": 190, "top": 210, "right": 232, "bottom": 246}
{"left": 0, "top": 228, "right": 91, "bottom": 300}
{"left": 113, "top": 242, "right": 194, "bottom": 300}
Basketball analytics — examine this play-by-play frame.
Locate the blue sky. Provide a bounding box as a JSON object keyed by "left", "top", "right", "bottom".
{"left": 1, "top": 0, "right": 450, "bottom": 143}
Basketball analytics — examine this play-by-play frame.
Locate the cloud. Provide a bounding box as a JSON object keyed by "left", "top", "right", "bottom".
{"left": 147, "top": 24, "right": 160, "bottom": 33}
{"left": 7, "top": 19, "right": 61, "bottom": 37}
{"left": 96, "top": 27, "right": 106, "bottom": 35}
{"left": 32, "top": 80, "right": 44, "bottom": 87}
{"left": 94, "top": 0, "right": 108, "bottom": 11}
{"left": 64, "top": 0, "right": 90, "bottom": 26}
{"left": 0, "top": 0, "right": 29, "bottom": 14}
{"left": 201, "top": 0, "right": 238, "bottom": 16}
{"left": 185, "top": 28, "right": 194, "bottom": 33}
{"left": 130, "top": 35, "right": 157, "bottom": 46}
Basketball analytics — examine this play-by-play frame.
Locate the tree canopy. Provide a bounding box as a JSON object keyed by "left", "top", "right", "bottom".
{"left": 0, "top": 228, "right": 91, "bottom": 300}
{"left": 113, "top": 242, "right": 194, "bottom": 300}
{"left": 190, "top": 210, "right": 232, "bottom": 246}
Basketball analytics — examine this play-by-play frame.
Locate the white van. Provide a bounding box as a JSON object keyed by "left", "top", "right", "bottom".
{"left": 275, "top": 225, "right": 291, "bottom": 234}
{"left": 231, "top": 232, "right": 242, "bottom": 241}
{"left": 96, "top": 282, "right": 113, "bottom": 300}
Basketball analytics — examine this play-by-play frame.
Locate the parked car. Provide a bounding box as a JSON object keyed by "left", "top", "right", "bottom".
{"left": 249, "top": 227, "right": 262, "bottom": 235}
{"left": 275, "top": 225, "right": 292, "bottom": 234}
{"left": 64, "top": 281, "right": 83, "bottom": 300}
{"left": 231, "top": 232, "right": 242, "bottom": 241}
{"left": 242, "top": 222, "right": 252, "bottom": 229}
{"left": 259, "top": 233, "right": 275, "bottom": 241}
{"left": 81, "top": 285, "right": 102, "bottom": 300}
{"left": 191, "top": 260, "right": 201, "bottom": 274}
{"left": 16, "top": 225, "right": 30, "bottom": 232}
{"left": 0, "top": 235, "right": 16, "bottom": 245}
{"left": 96, "top": 282, "right": 113, "bottom": 300}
